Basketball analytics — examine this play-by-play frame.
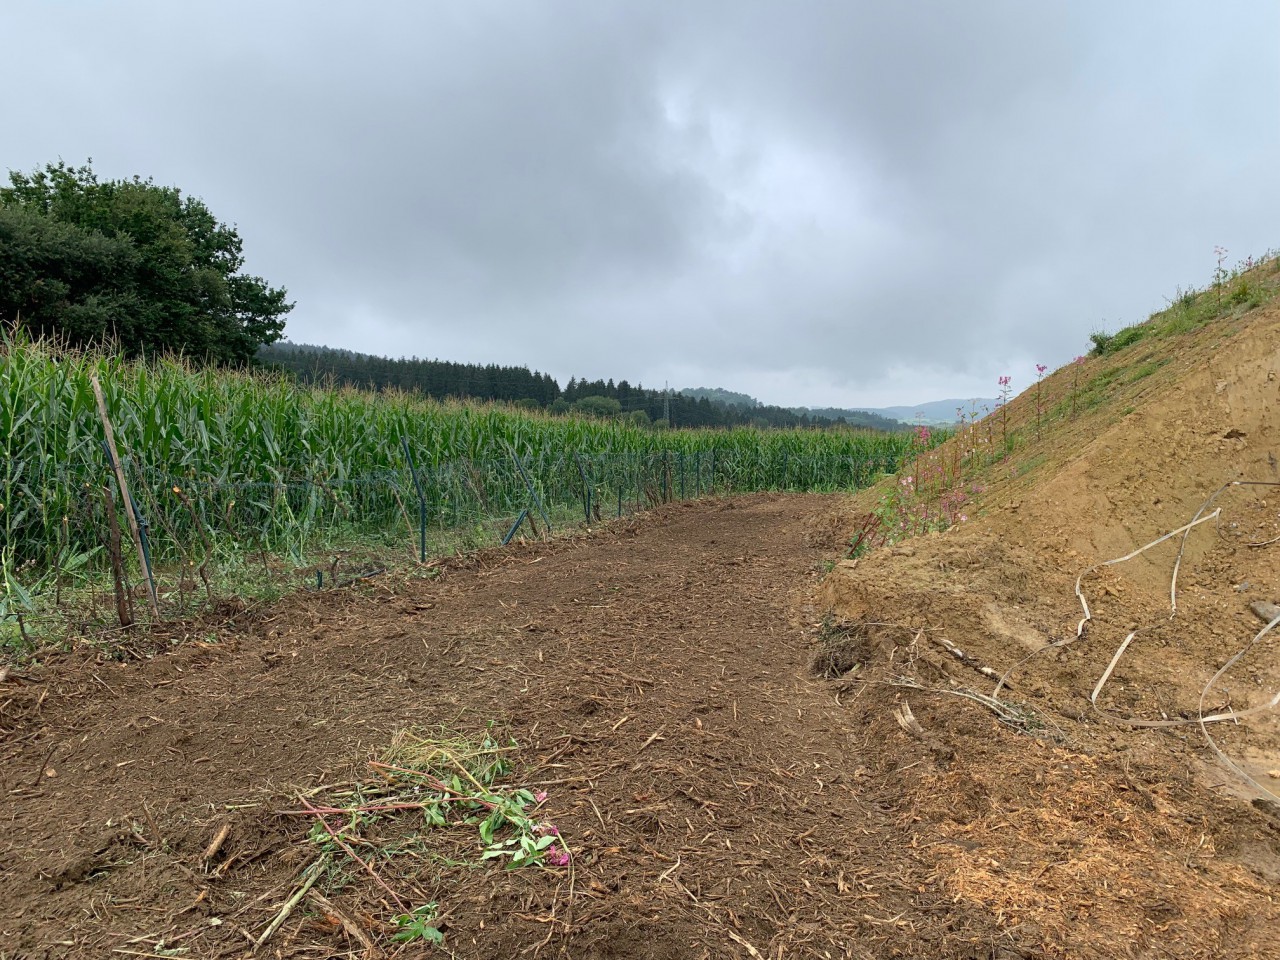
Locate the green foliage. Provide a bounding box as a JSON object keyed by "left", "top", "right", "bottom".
{"left": 1125, "top": 359, "right": 1166, "bottom": 383}
{"left": 372, "top": 729, "right": 568, "bottom": 869}
{"left": 1, "top": 161, "right": 291, "bottom": 364}
{"left": 1227, "top": 278, "right": 1253, "bottom": 306}
{"left": 1089, "top": 324, "right": 1147, "bottom": 356}
{"left": 1088, "top": 250, "right": 1279, "bottom": 357}
{"left": 391, "top": 904, "right": 444, "bottom": 945}
{"left": 571, "top": 395, "right": 622, "bottom": 419}
{"left": 1, "top": 334, "right": 923, "bottom": 637}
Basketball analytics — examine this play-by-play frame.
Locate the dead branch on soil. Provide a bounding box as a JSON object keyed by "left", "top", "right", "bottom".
{"left": 928, "top": 635, "right": 1004, "bottom": 684}
{"left": 857, "top": 675, "right": 1053, "bottom": 737}
{"left": 893, "top": 702, "right": 925, "bottom": 737}
{"left": 253, "top": 853, "right": 329, "bottom": 952}
{"left": 1045, "top": 479, "right": 1280, "bottom": 803}
{"left": 306, "top": 889, "right": 381, "bottom": 959}
{"left": 202, "top": 822, "right": 232, "bottom": 868}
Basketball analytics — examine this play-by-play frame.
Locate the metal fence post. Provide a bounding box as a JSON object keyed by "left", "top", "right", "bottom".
{"left": 573, "top": 453, "right": 592, "bottom": 522}
{"left": 506, "top": 444, "right": 552, "bottom": 533}
{"left": 400, "top": 436, "right": 427, "bottom": 562}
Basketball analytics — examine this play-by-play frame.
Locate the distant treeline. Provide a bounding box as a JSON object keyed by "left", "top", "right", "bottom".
{"left": 681, "top": 387, "right": 905, "bottom": 432}
{"left": 259, "top": 342, "right": 560, "bottom": 405}
{"left": 258, "top": 343, "right": 857, "bottom": 430}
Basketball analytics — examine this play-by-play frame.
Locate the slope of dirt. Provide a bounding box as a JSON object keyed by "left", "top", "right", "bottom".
{"left": 816, "top": 297, "right": 1280, "bottom": 955}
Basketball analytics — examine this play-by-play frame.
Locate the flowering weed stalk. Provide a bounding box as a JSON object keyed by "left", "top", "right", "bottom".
{"left": 1033, "top": 364, "right": 1047, "bottom": 440}
{"left": 1214, "top": 245, "right": 1229, "bottom": 307}
{"left": 847, "top": 447, "right": 976, "bottom": 558}
{"left": 997, "top": 375, "right": 1012, "bottom": 456}
{"left": 1069, "top": 355, "right": 1086, "bottom": 418}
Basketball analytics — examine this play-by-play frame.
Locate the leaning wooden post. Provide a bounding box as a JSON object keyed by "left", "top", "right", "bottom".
{"left": 91, "top": 374, "right": 160, "bottom": 617}
{"left": 101, "top": 485, "right": 134, "bottom": 627}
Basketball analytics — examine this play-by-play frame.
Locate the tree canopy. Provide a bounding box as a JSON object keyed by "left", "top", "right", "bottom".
{"left": 0, "top": 161, "right": 291, "bottom": 364}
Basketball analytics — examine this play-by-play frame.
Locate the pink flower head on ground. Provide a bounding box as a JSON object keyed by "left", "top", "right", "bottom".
{"left": 545, "top": 846, "right": 570, "bottom": 867}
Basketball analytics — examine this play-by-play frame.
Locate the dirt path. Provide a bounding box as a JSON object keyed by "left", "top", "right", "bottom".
{"left": 2, "top": 493, "right": 1275, "bottom": 959}
{"left": 0, "top": 494, "right": 1007, "bottom": 960}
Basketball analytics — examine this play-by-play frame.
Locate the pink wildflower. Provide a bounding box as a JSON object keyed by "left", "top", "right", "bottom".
{"left": 545, "top": 846, "right": 570, "bottom": 867}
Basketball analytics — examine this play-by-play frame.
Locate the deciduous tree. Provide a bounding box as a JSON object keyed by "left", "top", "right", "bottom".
{"left": 0, "top": 161, "right": 291, "bottom": 364}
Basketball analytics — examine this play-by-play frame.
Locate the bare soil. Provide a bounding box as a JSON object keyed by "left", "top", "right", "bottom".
{"left": 0, "top": 495, "right": 1002, "bottom": 959}
{"left": 3, "top": 488, "right": 1277, "bottom": 959}
{"left": 815, "top": 299, "right": 1280, "bottom": 958}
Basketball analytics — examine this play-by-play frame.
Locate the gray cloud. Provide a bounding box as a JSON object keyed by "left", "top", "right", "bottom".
{"left": 5, "top": 1, "right": 1279, "bottom": 406}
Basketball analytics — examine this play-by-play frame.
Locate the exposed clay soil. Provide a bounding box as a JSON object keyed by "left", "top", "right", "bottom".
{"left": 3, "top": 297, "right": 1280, "bottom": 960}
{"left": 815, "top": 297, "right": 1280, "bottom": 957}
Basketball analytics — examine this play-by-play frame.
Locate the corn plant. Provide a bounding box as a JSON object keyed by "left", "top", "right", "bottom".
{"left": 2, "top": 329, "right": 934, "bottom": 635}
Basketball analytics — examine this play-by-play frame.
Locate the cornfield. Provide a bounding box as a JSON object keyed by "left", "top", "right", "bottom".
{"left": 1, "top": 333, "right": 925, "bottom": 631}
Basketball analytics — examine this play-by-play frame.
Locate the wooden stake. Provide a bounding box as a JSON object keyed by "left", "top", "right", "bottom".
{"left": 101, "top": 485, "right": 134, "bottom": 628}
{"left": 91, "top": 374, "right": 159, "bottom": 617}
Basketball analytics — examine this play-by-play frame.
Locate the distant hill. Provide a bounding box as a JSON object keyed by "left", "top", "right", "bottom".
{"left": 259, "top": 341, "right": 560, "bottom": 405}
{"left": 258, "top": 344, "right": 842, "bottom": 429}
{"left": 796, "top": 400, "right": 997, "bottom": 427}
{"left": 681, "top": 387, "right": 907, "bottom": 431}
{"left": 682, "top": 387, "right": 996, "bottom": 428}
{"left": 786, "top": 406, "right": 908, "bottom": 431}
{"left": 863, "top": 399, "right": 997, "bottom": 425}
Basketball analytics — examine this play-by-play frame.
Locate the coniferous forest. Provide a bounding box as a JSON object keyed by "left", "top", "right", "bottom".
{"left": 257, "top": 342, "right": 900, "bottom": 430}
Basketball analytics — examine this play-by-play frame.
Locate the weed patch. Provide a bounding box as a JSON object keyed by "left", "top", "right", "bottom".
{"left": 1090, "top": 249, "right": 1279, "bottom": 357}
{"left": 262, "top": 727, "right": 569, "bottom": 953}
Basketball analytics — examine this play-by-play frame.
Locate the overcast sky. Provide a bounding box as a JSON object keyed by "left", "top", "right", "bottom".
{"left": 6, "top": 2, "right": 1279, "bottom": 408}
